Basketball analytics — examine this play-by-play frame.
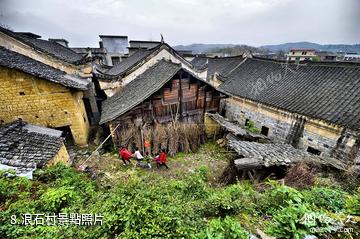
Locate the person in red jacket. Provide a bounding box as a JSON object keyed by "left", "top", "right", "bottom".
{"left": 158, "top": 148, "right": 169, "bottom": 169}
{"left": 119, "top": 145, "right": 132, "bottom": 165}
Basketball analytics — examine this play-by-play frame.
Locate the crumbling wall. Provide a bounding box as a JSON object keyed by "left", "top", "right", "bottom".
{"left": 204, "top": 114, "right": 221, "bottom": 137}
{"left": 0, "top": 67, "right": 90, "bottom": 145}
{"left": 331, "top": 128, "right": 360, "bottom": 162}
{"left": 224, "top": 97, "right": 293, "bottom": 142}
{"left": 223, "top": 97, "right": 359, "bottom": 162}
{"left": 301, "top": 120, "right": 342, "bottom": 157}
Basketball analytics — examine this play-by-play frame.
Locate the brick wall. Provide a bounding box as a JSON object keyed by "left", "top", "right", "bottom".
{"left": 48, "top": 143, "right": 70, "bottom": 166}
{"left": 0, "top": 67, "right": 90, "bottom": 145}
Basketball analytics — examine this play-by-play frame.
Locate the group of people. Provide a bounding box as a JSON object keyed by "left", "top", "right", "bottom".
{"left": 119, "top": 146, "right": 169, "bottom": 169}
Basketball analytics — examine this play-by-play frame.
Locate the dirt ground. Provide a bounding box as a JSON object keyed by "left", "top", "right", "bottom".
{"left": 74, "top": 142, "right": 234, "bottom": 186}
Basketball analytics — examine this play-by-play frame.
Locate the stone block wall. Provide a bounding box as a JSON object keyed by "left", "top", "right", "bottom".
{"left": 0, "top": 67, "right": 90, "bottom": 146}
{"left": 224, "top": 97, "right": 293, "bottom": 142}
{"left": 300, "top": 121, "right": 342, "bottom": 157}
{"left": 223, "top": 96, "right": 359, "bottom": 162}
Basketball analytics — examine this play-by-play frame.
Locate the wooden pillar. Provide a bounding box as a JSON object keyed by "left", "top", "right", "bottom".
{"left": 178, "top": 72, "right": 183, "bottom": 117}
{"left": 195, "top": 81, "right": 200, "bottom": 109}
{"left": 203, "top": 85, "right": 207, "bottom": 115}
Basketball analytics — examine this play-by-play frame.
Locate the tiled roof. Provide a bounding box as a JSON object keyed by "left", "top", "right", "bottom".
{"left": 219, "top": 57, "right": 360, "bottom": 130}
{"left": 0, "top": 26, "right": 84, "bottom": 64}
{"left": 226, "top": 134, "right": 346, "bottom": 170}
{"left": 0, "top": 46, "right": 89, "bottom": 90}
{"left": 100, "top": 60, "right": 182, "bottom": 124}
{"left": 105, "top": 48, "right": 155, "bottom": 76}
{"left": 191, "top": 57, "right": 208, "bottom": 69}
{"left": 207, "top": 56, "right": 244, "bottom": 79}
{"left": 100, "top": 43, "right": 195, "bottom": 79}
{"left": 0, "top": 121, "right": 64, "bottom": 172}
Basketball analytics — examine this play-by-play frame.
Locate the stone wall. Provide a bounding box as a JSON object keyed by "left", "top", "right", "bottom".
{"left": 224, "top": 97, "right": 293, "bottom": 142}
{"left": 0, "top": 67, "right": 90, "bottom": 146}
{"left": 300, "top": 120, "right": 342, "bottom": 157}
{"left": 223, "top": 96, "right": 359, "bottom": 162}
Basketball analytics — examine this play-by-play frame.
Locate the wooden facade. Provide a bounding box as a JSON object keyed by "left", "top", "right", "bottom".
{"left": 110, "top": 71, "right": 222, "bottom": 148}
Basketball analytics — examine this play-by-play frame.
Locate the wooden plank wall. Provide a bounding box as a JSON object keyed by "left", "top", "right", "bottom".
{"left": 116, "top": 72, "right": 221, "bottom": 126}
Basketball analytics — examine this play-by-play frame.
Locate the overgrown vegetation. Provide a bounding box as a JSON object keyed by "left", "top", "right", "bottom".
{"left": 245, "top": 120, "right": 260, "bottom": 134}
{"left": 0, "top": 143, "right": 359, "bottom": 239}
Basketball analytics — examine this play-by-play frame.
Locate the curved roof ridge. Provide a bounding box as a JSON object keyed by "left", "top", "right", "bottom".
{"left": 100, "top": 59, "right": 182, "bottom": 124}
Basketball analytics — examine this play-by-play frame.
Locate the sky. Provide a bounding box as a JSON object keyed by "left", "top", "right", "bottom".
{"left": 0, "top": 0, "right": 359, "bottom": 47}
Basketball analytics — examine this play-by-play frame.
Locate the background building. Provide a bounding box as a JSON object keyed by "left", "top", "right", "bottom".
{"left": 287, "top": 48, "right": 316, "bottom": 62}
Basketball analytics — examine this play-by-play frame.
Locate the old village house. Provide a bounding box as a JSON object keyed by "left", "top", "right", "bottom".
{"left": 211, "top": 57, "right": 360, "bottom": 163}
{"left": 94, "top": 42, "right": 206, "bottom": 97}
{"left": 0, "top": 27, "right": 100, "bottom": 146}
{"left": 99, "top": 59, "right": 223, "bottom": 154}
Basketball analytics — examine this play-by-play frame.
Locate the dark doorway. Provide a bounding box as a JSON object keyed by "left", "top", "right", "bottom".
{"left": 220, "top": 107, "right": 226, "bottom": 117}
{"left": 307, "top": 146, "right": 321, "bottom": 155}
{"left": 83, "top": 98, "right": 94, "bottom": 125}
{"left": 56, "top": 126, "right": 75, "bottom": 146}
{"left": 245, "top": 118, "right": 250, "bottom": 126}
{"left": 261, "top": 126, "right": 269, "bottom": 136}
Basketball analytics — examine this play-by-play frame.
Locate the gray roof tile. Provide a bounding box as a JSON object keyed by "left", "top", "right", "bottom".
{"left": 207, "top": 56, "right": 244, "bottom": 78}
{"left": 0, "top": 121, "right": 64, "bottom": 170}
{"left": 100, "top": 60, "right": 182, "bottom": 124}
{"left": 219, "top": 58, "right": 360, "bottom": 130}
{"left": 0, "top": 26, "right": 84, "bottom": 64}
{"left": 0, "top": 46, "right": 89, "bottom": 90}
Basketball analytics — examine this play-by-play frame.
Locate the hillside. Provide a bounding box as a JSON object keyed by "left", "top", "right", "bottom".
{"left": 260, "top": 41, "right": 360, "bottom": 53}
{"left": 1, "top": 142, "right": 359, "bottom": 238}
{"left": 173, "top": 43, "right": 238, "bottom": 54}
{"left": 174, "top": 42, "right": 360, "bottom": 54}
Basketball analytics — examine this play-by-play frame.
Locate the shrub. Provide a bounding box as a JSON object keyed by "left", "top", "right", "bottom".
{"left": 206, "top": 182, "right": 257, "bottom": 216}
{"left": 303, "top": 187, "right": 348, "bottom": 213}
{"left": 40, "top": 186, "right": 80, "bottom": 212}
{"left": 257, "top": 181, "right": 303, "bottom": 215}
{"left": 197, "top": 216, "right": 250, "bottom": 239}
{"left": 345, "top": 187, "right": 360, "bottom": 215}
{"left": 245, "top": 120, "right": 260, "bottom": 134}
{"left": 267, "top": 205, "right": 337, "bottom": 239}
{"left": 0, "top": 172, "right": 32, "bottom": 203}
